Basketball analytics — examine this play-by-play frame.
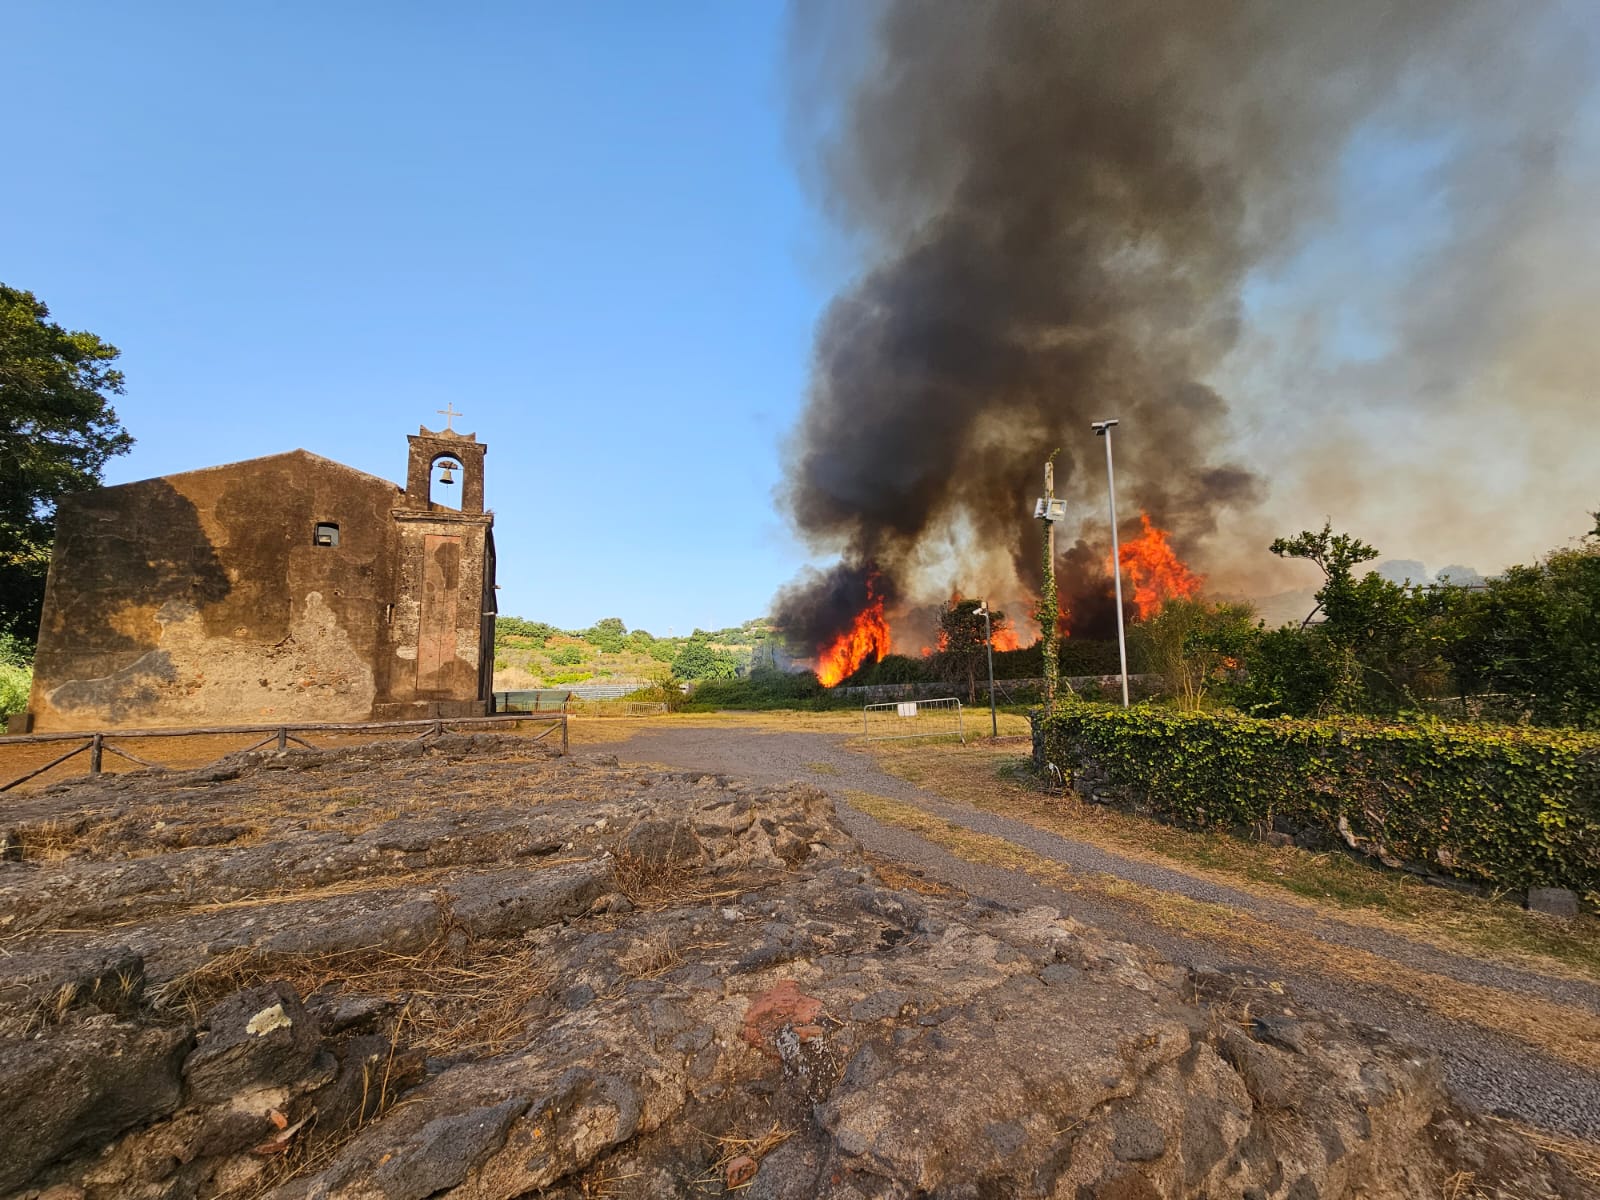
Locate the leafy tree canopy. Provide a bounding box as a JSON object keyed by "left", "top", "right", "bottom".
{"left": 580, "top": 616, "right": 628, "bottom": 653}
{"left": 672, "top": 634, "right": 738, "bottom": 681}
{"left": 933, "top": 598, "right": 1008, "bottom": 702}
{"left": 1, "top": 284, "right": 132, "bottom": 638}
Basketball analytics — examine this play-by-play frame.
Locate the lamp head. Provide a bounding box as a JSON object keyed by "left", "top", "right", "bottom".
{"left": 1091, "top": 419, "right": 1119, "bottom": 436}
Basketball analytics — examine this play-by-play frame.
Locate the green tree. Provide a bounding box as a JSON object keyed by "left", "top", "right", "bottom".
{"left": 1270, "top": 521, "right": 1380, "bottom": 630}
{"left": 933, "top": 599, "right": 1008, "bottom": 703}
{"left": 1269, "top": 522, "right": 1448, "bottom": 714}
{"left": 583, "top": 616, "right": 627, "bottom": 653}
{"left": 1446, "top": 521, "right": 1600, "bottom": 727}
{"left": 547, "top": 644, "right": 583, "bottom": 667}
{"left": 495, "top": 616, "right": 558, "bottom": 647}
{"left": 1, "top": 284, "right": 133, "bottom": 639}
{"left": 671, "top": 634, "right": 738, "bottom": 681}
{"left": 1131, "top": 597, "right": 1257, "bottom": 712}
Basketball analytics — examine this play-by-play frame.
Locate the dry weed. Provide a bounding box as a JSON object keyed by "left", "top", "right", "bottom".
{"left": 692, "top": 1121, "right": 794, "bottom": 1192}
{"left": 617, "top": 929, "right": 684, "bottom": 980}
{"left": 1496, "top": 1118, "right": 1600, "bottom": 1190}
{"left": 155, "top": 921, "right": 553, "bottom": 1058}
{"left": 862, "top": 852, "right": 962, "bottom": 898}
{"left": 607, "top": 846, "right": 742, "bottom": 913}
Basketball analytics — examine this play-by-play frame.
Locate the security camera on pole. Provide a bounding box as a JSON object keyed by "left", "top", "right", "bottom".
{"left": 1091, "top": 420, "right": 1131, "bottom": 708}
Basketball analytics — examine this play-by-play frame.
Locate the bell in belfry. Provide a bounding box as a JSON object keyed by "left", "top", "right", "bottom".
{"left": 437, "top": 459, "right": 460, "bottom": 486}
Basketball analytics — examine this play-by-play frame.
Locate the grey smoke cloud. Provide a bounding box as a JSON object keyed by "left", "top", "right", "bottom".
{"left": 778, "top": 1, "right": 1598, "bottom": 647}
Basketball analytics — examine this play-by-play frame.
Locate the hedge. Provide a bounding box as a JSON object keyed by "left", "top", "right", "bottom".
{"left": 1034, "top": 707, "right": 1600, "bottom": 895}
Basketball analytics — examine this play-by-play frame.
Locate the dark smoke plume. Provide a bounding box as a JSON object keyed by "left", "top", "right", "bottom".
{"left": 778, "top": 0, "right": 1593, "bottom": 649}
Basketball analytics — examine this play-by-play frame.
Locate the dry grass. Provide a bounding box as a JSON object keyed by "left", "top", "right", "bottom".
{"left": 154, "top": 920, "right": 553, "bottom": 1059}
{"left": 846, "top": 789, "right": 1074, "bottom": 891}
{"left": 693, "top": 1121, "right": 794, "bottom": 1192}
{"left": 862, "top": 851, "right": 963, "bottom": 898}
{"left": 567, "top": 708, "right": 1037, "bottom": 749}
{"left": 617, "top": 929, "right": 685, "bottom": 980}
{"left": 1505, "top": 1119, "right": 1600, "bottom": 1190}
{"left": 848, "top": 786, "right": 1600, "bottom": 1073}
{"left": 608, "top": 847, "right": 702, "bottom": 911}
{"left": 0, "top": 722, "right": 567, "bottom": 794}
{"left": 607, "top": 844, "right": 745, "bottom": 914}
{"left": 867, "top": 740, "right": 1600, "bottom": 984}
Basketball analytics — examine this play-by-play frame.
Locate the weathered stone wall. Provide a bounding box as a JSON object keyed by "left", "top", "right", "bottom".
{"left": 24, "top": 431, "right": 499, "bottom": 733}
{"left": 375, "top": 426, "right": 496, "bottom": 720}
{"left": 28, "top": 452, "right": 404, "bottom": 731}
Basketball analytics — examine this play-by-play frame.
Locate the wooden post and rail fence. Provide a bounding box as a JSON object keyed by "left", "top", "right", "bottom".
{"left": 0, "top": 712, "right": 568, "bottom": 794}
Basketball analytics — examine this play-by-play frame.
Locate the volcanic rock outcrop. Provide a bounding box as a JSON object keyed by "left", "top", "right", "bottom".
{"left": 0, "top": 735, "right": 1587, "bottom": 1198}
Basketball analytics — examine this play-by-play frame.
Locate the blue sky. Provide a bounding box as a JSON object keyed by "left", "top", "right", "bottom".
{"left": 4, "top": 3, "right": 824, "bottom": 634}
{"left": 9, "top": 5, "right": 1599, "bottom": 634}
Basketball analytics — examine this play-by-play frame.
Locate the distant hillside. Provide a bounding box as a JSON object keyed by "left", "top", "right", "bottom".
{"left": 492, "top": 615, "right": 773, "bottom": 690}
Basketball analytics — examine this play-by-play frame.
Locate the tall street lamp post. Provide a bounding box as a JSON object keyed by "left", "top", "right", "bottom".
{"left": 1092, "top": 420, "right": 1131, "bottom": 708}
{"left": 976, "top": 603, "right": 998, "bottom": 738}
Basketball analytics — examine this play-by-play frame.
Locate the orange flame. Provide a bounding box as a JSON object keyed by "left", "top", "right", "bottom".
{"left": 992, "top": 627, "right": 1021, "bottom": 652}
{"left": 815, "top": 582, "right": 891, "bottom": 686}
{"left": 1117, "top": 513, "right": 1202, "bottom": 619}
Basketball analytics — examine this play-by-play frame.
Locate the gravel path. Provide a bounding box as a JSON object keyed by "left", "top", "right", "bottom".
{"left": 584, "top": 724, "right": 1600, "bottom": 1138}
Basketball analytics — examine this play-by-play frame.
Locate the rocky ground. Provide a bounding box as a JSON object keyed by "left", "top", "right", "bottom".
{"left": 594, "top": 722, "right": 1600, "bottom": 1139}
{"left": 0, "top": 734, "right": 1591, "bottom": 1199}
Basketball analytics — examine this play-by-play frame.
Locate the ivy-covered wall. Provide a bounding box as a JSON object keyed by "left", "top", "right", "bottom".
{"left": 1035, "top": 708, "right": 1600, "bottom": 894}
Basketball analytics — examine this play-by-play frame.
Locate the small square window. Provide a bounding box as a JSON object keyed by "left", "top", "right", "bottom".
{"left": 314, "top": 523, "right": 340, "bottom": 548}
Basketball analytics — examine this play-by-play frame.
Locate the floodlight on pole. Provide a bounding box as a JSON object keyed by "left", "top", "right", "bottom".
{"left": 1092, "top": 420, "right": 1131, "bottom": 709}
{"left": 976, "top": 603, "right": 999, "bottom": 738}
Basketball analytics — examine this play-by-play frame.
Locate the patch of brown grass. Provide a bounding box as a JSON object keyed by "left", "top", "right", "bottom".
{"left": 849, "top": 786, "right": 1600, "bottom": 1074}
{"left": 617, "top": 929, "right": 684, "bottom": 980}
{"left": 1503, "top": 1119, "right": 1600, "bottom": 1190}
{"left": 862, "top": 852, "right": 963, "bottom": 898}
{"left": 868, "top": 740, "right": 1600, "bottom": 984}
{"left": 154, "top": 923, "right": 553, "bottom": 1059}
{"left": 692, "top": 1120, "right": 794, "bottom": 1192}
{"left": 607, "top": 846, "right": 743, "bottom": 913}
{"left": 846, "top": 790, "right": 1074, "bottom": 890}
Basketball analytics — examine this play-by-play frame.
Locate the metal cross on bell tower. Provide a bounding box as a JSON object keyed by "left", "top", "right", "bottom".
{"left": 436, "top": 403, "right": 463, "bottom": 432}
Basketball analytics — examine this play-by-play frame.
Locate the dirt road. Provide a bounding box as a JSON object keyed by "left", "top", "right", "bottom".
{"left": 581, "top": 721, "right": 1600, "bottom": 1141}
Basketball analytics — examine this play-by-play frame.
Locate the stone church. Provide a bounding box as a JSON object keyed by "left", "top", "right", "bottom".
{"left": 17, "top": 423, "right": 496, "bottom": 732}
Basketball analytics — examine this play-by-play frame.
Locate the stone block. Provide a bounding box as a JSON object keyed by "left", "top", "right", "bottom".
{"left": 1527, "top": 887, "right": 1580, "bottom": 919}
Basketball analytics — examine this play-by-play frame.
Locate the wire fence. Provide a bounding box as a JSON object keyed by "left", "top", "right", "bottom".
{"left": 862, "top": 697, "right": 965, "bottom": 743}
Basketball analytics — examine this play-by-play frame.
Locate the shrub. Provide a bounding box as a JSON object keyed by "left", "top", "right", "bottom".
{"left": 1036, "top": 707, "right": 1600, "bottom": 894}
{"left": 547, "top": 645, "right": 583, "bottom": 667}
{"left": 0, "top": 661, "right": 29, "bottom": 719}
{"left": 671, "top": 637, "right": 738, "bottom": 681}
{"left": 0, "top": 632, "right": 30, "bottom": 718}
{"left": 545, "top": 670, "right": 593, "bottom": 686}
{"left": 679, "top": 668, "right": 852, "bottom": 712}
{"left": 622, "top": 672, "right": 689, "bottom": 712}
{"left": 495, "top": 616, "right": 559, "bottom": 648}
{"left": 583, "top": 617, "right": 628, "bottom": 654}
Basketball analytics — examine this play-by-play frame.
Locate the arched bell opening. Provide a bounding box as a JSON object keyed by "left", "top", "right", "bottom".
{"left": 428, "top": 452, "right": 465, "bottom": 512}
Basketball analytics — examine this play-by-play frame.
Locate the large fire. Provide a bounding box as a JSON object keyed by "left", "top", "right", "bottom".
{"left": 815, "top": 580, "right": 891, "bottom": 686}
{"left": 992, "top": 627, "right": 1021, "bottom": 651}
{"left": 1118, "top": 512, "right": 1202, "bottom": 619}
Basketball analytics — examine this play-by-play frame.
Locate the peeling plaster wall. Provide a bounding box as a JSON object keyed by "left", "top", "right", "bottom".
{"left": 380, "top": 512, "right": 493, "bottom": 719}
{"left": 28, "top": 452, "right": 402, "bottom": 732}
